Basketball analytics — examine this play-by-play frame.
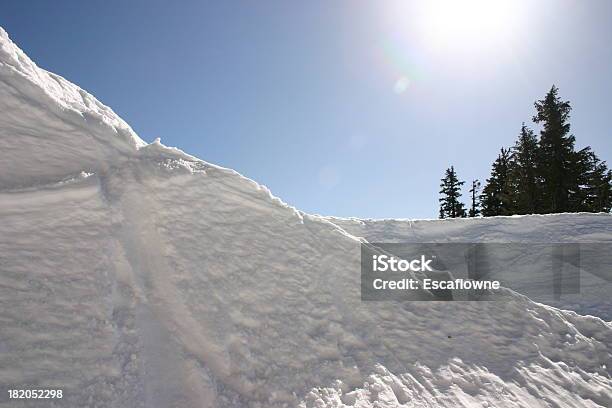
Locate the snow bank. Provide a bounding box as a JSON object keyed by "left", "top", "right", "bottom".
{"left": 0, "top": 27, "right": 611, "bottom": 407}
{"left": 322, "top": 213, "right": 612, "bottom": 244}
{"left": 0, "top": 27, "right": 146, "bottom": 189}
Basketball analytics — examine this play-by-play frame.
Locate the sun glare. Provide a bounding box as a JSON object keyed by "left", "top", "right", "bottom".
{"left": 418, "top": 0, "right": 519, "bottom": 50}
{"left": 381, "top": 0, "right": 526, "bottom": 90}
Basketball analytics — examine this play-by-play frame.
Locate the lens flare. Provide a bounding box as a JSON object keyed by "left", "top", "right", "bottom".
{"left": 393, "top": 76, "right": 411, "bottom": 94}
{"left": 380, "top": 37, "right": 424, "bottom": 94}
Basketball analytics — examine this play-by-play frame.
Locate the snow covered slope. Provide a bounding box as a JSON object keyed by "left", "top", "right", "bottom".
{"left": 0, "top": 27, "right": 611, "bottom": 408}
{"left": 0, "top": 27, "right": 148, "bottom": 189}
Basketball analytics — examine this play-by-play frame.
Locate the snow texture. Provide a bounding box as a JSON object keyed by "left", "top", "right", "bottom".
{"left": 0, "top": 27, "right": 611, "bottom": 407}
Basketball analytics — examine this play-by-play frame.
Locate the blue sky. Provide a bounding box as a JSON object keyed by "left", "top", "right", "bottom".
{"left": 2, "top": 0, "right": 611, "bottom": 219}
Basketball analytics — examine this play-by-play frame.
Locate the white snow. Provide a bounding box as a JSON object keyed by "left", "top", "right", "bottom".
{"left": 0, "top": 27, "right": 611, "bottom": 407}
{"left": 0, "top": 26, "right": 146, "bottom": 189}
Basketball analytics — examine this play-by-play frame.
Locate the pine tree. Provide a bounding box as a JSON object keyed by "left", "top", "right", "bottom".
{"left": 468, "top": 179, "right": 481, "bottom": 217}
{"left": 439, "top": 166, "right": 467, "bottom": 218}
{"left": 510, "top": 123, "right": 540, "bottom": 214}
{"left": 592, "top": 166, "right": 612, "bottom": 212}
{"left": 481, "top": 148, "right": 513, "bottom": 216}
{"left": 575, "top": 147, "right": 612, "bottom": 212}
{"left": 533, "top": 85, "right": 579, "bottom": 213}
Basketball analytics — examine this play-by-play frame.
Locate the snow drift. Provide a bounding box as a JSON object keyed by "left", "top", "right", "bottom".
{"left": 0, "top": 27, "right": 611, "bottom": 408}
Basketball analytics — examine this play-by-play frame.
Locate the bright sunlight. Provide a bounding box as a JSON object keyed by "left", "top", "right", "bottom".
{"left": 418, "top": 0, "right": 522, "bottom": 49}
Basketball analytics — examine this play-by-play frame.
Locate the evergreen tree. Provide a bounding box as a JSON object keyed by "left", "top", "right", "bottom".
{"left": 481, "top": 148, "right": 513, "bottom": 216}
{"left": 591, "top": 165, "right": 612, "bottom": 212}
{"left": 574, "top": 147, "right": 612, "bottom": 212}
{"left": 468, "top": 179, "right": 481, "bottom": 217}
{"left": 533, "top": 85, "right": 579, "bottom": 213}
{"left": 439, "top": 166, "right": 467, "bottom": 218}
{"left": 510, "top": 123, "right": 540, "bottom": 214}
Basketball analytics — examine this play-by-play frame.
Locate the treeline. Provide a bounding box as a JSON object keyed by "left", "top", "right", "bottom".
{"left": 439, "top": 86, "right": 612, "bottom": 219}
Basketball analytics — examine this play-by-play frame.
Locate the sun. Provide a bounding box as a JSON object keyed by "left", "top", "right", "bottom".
{"left": 387, "top": 0, "right": 522, "bottom": 52}
{"left": 379, "top": 1, "right": 526, "bottom": 93}
{"left": 416, "top": 0, "right": 521, "bottom": 51}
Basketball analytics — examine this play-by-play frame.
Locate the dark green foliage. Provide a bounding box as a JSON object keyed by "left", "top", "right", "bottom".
{"left": 439, "top": 166, "right": 467, "bottom": 219}
{"left": 575, "top": 147, "right": 612, "bottom": 212}
{"left": 533, "top": 85, "right": 578, "bottom": 213}
{"left": 438, "top": 85, "right": 611, "bottom": 217}
{"left": 481, "top": 148, "right": 513, "bottom": 216}
{"left": 468, "top": 179, "right": 481, "bottom": 217}
{"left": 509, "top": 124, "right": 540, "bottom": 214}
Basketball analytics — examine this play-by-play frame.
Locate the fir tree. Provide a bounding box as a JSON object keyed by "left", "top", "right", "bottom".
{"left": 575, "top": 147, "right": 612, "bottom": 212}
{"left": 481, "top": 148, "right": 513, "bottom": 216}
{"left": 591, "top": 165, "right": 612, "bottom": 212}
{"left": 468, "top": 179, "right": 481, "bottom": 217}
{"left": 439, "top": 166, "right": 467, "bottom": 218}
{"left": 510, "top": 123, "right": 540, "bottom": 214}
{"left": 533, "top": 85, "right": 579, "bottom": 213}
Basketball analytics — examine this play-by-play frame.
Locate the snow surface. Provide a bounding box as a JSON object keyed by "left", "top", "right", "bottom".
{"left": 0, "top": 27, "right": 611, "bottom": 407}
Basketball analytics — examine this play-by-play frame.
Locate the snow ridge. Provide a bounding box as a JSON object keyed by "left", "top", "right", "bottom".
{"left": 0, "top": 27, "right": 146, "bottom": 189}
{"left": 0, "top": 27, "right": 611, "bottom": 408}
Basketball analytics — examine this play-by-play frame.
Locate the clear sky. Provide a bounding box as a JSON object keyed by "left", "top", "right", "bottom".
{"left": 2, "top": 0, "right": 611, "bottom": 219}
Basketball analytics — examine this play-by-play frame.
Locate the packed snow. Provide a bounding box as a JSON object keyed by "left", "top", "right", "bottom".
{"left": 0, "top": 27, "right": 611, "bottom": 407}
